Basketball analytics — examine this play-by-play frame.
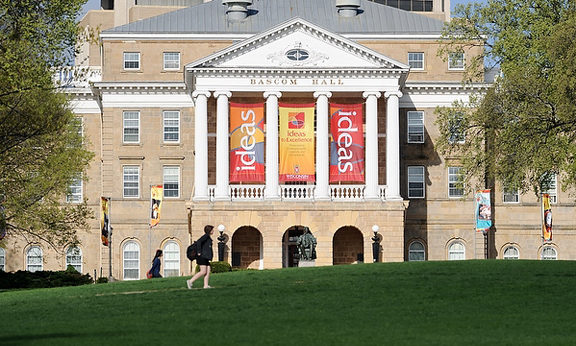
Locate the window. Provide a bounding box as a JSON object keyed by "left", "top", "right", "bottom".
{"left": 542, "top": 173, "right": 557, "bottom": 204}
{"left": 448, "top": 112, "right": 466, "bottom": 144}
{"left": 407, "top": 166, "right": 425, "bottom": 198}
{"left": 0, "top": 248, "right": 5, "bottom": 271}
{"left": 123, "top": 166, "right": 140, "bottom": 198}
{"left": 163, "top": 52, "right": 180, "bottom": 70}
{"left": 163, "top": 166, "right": 180, "bottom": 198}
{"left": 123, "top": 52, "right": 140, "bottom": 70}
{"left": 448, "top": 242, "right": 465, "bottom": 260}
{"left": 66, "top": 247, "right": 82, "bottom": 273}
{"left": 503, "top": 188, "right": 519, "bottom": 203}
{"left": 26, "top": 246, "right": 43, "bottom": 272}
{"left": 408, "top": 241, "right": 425, "bottom": 261}
{"left": 123, "top": 111, "right": 140, "bottom": 143}
{"left": 66, "top": 173, "right": 83, "bottom": 203}
{"left": 408, "top": 52, "right": 424, "bottom": 70}
{"left": 503, "top": 246, "right": 519, "bottom": 260}
{"left": 448, "top": 52, "right": 465, "bottom": 70}
{"left": 72, "top": 116, "right": 84, "bottom": 143}
{"left": 163, "top": 111, "right": 180, "bottom": 143}
{"left": 541, "top": 246, "right": 557, "bottom": 260}
{"left": 407, "top": 111, "right": 424, "bottom": 143}
{"left": 163, "top": 241, "right": 180, "bottom": 277}
{"left": 448, "top": 167, "right": 464, "bottom": 197}
{"left": 369, "top": 0, "right": 433, "bottom": 11}
{"left": 123, "top": 241, "right": 140, "bottom": 280}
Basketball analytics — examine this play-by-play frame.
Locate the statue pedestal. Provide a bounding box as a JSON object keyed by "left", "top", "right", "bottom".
{"left": 298, "top": 260, "right": 315, "bottom": 267}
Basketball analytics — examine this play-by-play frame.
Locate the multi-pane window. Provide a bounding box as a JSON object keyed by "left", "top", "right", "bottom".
{"left": 503, "top": 188, "right": 519, "bottom": 203}
{"left": 123, "top": 111, "right": 140, "bottom": 143}
{"left": 407, "top": 166, "right": 425, "bottom": 198}
{"left": 163, "top": 111, "right": 180, "bottom": 143}
{"left": 503, "top": 246, "right": 519, "bottom": 259}
{"left": 72, "top": 117, "right": 84, "bottom": 144}
{"left": 448, "top": 52, "right": 465, "bottom": 70}
{"left": 0, "top": 248, "right": 5, "bottom": 271}
{"left": 66, "top": 247, "right": 82, "bottom": 273}
{"left": 163, "top": 52, "right": 180, "bottom": 70}
{"left": 163, "top": 166, "right": 180, "bottom": 198}
{"left": 123, "top": 52, "right": 140, "bottom": 70}
{"left": 407, "top": 111, "right": 424, "bottom": 143}
{"left": 408, "top": 241, "right": 425, "bottom": 261}
{"left": 541, "top": 246, "right": 557, "bottom": 260}
{"left": 66, "top": 173, "right": 83, "bottom": 203}
{"left": 448, "top": 242, "right": 465, "bottom": 260}
{"left": 163, "top": 241, "right": 180, "bottom": 277}
{"left": 542, "top": 173, "right": 557, "bottom": 204}
{"left": 448, "top": 167, "right": 464, "bottom": 197}
{"left": 368, "top": 0, "right": 433, "bottom": 11}
{"left": 123, "top": 241, "right": 140, "bottom": 280}
{"left": 448, "top": 112, "right": 466, "bottom": 144}
{"left": 26, "top": 246, "right": 43, "bottom": 272}
{"left": 408, "top": 52, "right": 424, "bottom": 70}
{"left": 123, "top": 166, "right": 140, "bottom": 198}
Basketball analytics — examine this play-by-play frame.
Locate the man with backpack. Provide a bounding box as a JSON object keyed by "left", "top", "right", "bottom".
{"left": 186, "top": 225, "right": 214, "bottom": 289}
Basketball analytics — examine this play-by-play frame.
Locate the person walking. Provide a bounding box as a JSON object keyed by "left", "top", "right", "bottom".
{"left": 150, "top": 249, "right": 163, "bottom": 278}
{"left": 187, "top": 225, "right": 214, "bottom": 289}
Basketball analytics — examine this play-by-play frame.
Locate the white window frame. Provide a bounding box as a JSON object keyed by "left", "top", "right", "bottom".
{"left": 408, "top": 241, "right": 425, "bottom": 261}
{"left": 448, "top": 241, "right": 465, "bottom": 260}
{"left": 123, "top": 241, "right": 140, "bottom": 280}
{"left": 66, "top": 173, "right": 83, "bottom": 203}
{"left": 163, "top": 52, "right": 180, "bottom": 70}
{"left": 66, "top": 246, "right": 83, "bottom": 273}
{"left": 163, "top": 241, "right": 180, "bottom": 277}
{"left": 26, "top": 246, "right": 43, "bottom": 272}
{"left": 542, "top": 173, "right": 558, "bottom": 204}
{"left": 503, "top": 245, "right": 519, "bottom": 260}
{"left": 448, "top": 166, "right": 465, "bottom": 198}
{"left": 503, "top": 188, "right": 520, "bottom": 203}
{"left": 407, "top": 166, "right": 425, "bottom": 199}
{"left": 123, "top": 52, "right": 140, "bottom": 70}
{"left": 407, "top": 111, "right": 424, "bottom": 143}
{"left": 541, "top": 246, "right": 557, "bottom": 260}
{"left": 123, "top": 111, "right": 140, "bottom": 144}
{"left": 123, "top": 165, "right": 140, "bottom": 198}
{"left": 408, "top": 52, "right": 424, "bottom": 70}
{"left": 163, "top": 166, "right": 180, "bottom": 198}
{"left": 448, "top": 52, "right": 465, "bottom": 70}
{"left": 0, "top": 248, "right": 5, "bottom": 271}
{"left": 163, "top": 110, "right": 180, "bottom": 143}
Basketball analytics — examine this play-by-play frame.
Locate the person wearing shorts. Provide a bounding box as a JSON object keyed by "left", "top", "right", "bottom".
{"left": 186, "top": 225, "right": 214, "bottom": 289}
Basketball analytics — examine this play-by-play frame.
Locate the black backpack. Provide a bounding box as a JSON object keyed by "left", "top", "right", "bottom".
{"left": 186, "top": 241, "right": 199, "bottom": 261}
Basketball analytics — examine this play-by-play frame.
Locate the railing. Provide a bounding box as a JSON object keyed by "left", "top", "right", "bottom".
{"left": 207, "top": 184, "right": 387, "bottom": 202}
{"left": 53, "top": 66, "right": 102, "bottom": 88}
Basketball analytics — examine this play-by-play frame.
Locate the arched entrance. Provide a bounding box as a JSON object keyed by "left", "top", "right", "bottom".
{"left": 231, "top": 226, "right": 263, "bottom": 269}
{"left": 333, "top": 226, "right": 363, "bottom": 265}
{"left": 282, "top": 225, "right": 308, "bottom": 268}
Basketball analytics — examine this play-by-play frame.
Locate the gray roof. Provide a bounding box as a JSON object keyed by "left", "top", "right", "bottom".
{"left": 104, "top": 0, "right": 445, "bottom": 35}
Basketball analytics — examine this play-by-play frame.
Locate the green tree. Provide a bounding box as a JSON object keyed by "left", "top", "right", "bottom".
{"left": 0, "top": 0, "right": 94, "bottom": 248}
{"left": 436, "top": 0, "right": 576, "bottom": 196}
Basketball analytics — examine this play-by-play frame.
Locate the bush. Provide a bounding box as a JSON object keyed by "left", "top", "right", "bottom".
{"left": 0, "top": 269, "right": 93, "bottom": 289}
{"left": 96, "top": 277, "right": 108, "bottom": 284}
{"left": 194, "top": 261, "right": 232, "bottom": 274}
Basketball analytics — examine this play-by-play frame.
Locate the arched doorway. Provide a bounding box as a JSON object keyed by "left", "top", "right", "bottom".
{"left": 333, "top": 226, "right": 363, "bottom": 265}
{"left": 282, "top": 225, "right": 308, "bottom": 268}
{"left": 231, "top": 226, "right": 263, "bottom": 269}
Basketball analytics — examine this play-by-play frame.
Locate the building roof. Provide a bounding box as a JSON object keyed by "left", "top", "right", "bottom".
{"left": 104, "top": 0, "right": 445, "bottom": 35}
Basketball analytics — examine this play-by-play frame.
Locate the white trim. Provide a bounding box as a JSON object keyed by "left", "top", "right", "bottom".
{"left": 122, "top": 111, "right": 140, "bottom": 144}
{"left": 163, "top": 110, "right": 180, "bottom": 144}
{"left": 123, "top": 52, "right": 141, "bottom": 71}
{"left": 163, "top": 52, "right": 181, "bottom": 71}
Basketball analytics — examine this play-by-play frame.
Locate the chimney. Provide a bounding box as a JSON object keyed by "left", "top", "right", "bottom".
{"left": 222, "top": 0, "right": 252, "bottom": 21}
{"left": 336, "top": 0, "right": 361, "bottom": 17}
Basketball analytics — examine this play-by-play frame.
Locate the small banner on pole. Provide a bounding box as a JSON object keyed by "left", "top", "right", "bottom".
{"left": 474, "top": 189, "right": 492, "bottom": 232}
{"left": 542, "top": 193, "right": 552, "bottom": 241}
{"left": 100, "top": 197, "right": 111, "bottom": 246}
{"left": 150, "top": 185, "right": 163, "bottom": 228}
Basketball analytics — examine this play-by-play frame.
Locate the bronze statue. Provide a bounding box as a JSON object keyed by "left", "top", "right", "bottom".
{"left": 297, "top": 227, "right": 317, "bottom": 260}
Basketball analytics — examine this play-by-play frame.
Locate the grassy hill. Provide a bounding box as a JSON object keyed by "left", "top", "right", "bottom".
{"left": 1, "top": 260, "right": 575, "bottom": 345}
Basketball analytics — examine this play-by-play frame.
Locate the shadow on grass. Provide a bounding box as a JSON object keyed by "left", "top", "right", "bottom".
{"left": 2, "top": 331, "right": 123, "bottom": 344}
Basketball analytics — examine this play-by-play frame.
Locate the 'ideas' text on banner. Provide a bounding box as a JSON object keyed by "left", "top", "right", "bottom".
{"left": 230, "top": 103, "right": 265, "bottom": 183}
{"left": 330, "top": 103, "right": 364, "bottom": 182}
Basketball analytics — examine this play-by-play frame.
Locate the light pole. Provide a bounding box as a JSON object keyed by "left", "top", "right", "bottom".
{"left": 372, "top": 225, "right": 380, "bottom": 263}
{"left": 217, "top": 224, "right": 226, "bottom": 262}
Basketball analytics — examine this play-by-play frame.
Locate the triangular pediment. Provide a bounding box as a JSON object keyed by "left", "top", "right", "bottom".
{"left": 186, "top": 18, "right": 409, "bottom": 71}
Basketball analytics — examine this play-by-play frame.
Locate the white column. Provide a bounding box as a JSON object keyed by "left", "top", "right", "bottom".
{"left": 385, "top": 91, "right": 403, "bottom": 200}
{"left": 362, "top": 91, "right": 382, "bottom": 200}
{"left": 192, "top": 90, "right": 211, "bottom": 201}
{"left": 264, "top": 91, "right": 281, "bottom": 200}
{"left": 214, "top": 91, "right": 232, "bottom": 201}
{"left": 313, "top": 91, "right": 332, "bottom": 201}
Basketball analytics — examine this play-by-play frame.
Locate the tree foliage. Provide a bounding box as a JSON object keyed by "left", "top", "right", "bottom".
{"left": 0, "top": 0, "right": 93, "bottom": 248}
{"left": 436, "top": 0, "right": 576, "bottom": 196}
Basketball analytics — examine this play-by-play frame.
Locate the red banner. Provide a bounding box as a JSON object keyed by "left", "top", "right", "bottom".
{"left": 329, "top": 103, "right": 364, "bottom": 182}
{"left": 229, "top": 103, "right": 265, "bottom": 183}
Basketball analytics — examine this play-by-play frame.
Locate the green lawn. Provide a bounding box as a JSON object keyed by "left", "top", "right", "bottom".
{"left": 1, "top": 260, "right": 574, "bottom": 345}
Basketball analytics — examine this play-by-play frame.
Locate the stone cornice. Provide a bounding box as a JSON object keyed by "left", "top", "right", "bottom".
{"left": 404, "top": 82, "right": 491, "bottom": 95}
{"left": 191, "top": 68, "right": 406, "bottom": 79}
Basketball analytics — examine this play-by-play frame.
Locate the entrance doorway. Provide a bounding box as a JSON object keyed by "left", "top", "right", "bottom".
{"left": 282, "top": 226, "right": 307, "bottom": 268}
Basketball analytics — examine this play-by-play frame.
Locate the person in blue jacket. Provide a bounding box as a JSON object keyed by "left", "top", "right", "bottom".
{"left": 187, "top": 225, "right": 214, "bottom": 289}
{"left": 150, "top": 249, "right": 163, "bottom": 278}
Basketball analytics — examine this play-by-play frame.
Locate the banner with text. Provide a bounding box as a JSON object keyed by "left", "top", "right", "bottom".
{"left": 150, "top": 185, "right": 163, "bottom": 228}
{"left": 329, "top": 103, "right": 365, "bottom": 182}
{"left": 474, "top": 189, "right": 492, "bottom": 232}
{"left": 279, "top": 103, "right": 315, "bottom": 182}
{"left": 542, "top": 193, "right": 553, "bottom": 241}
{"left": 230, "top": 103, "right": 265, "bottom": 183}
{"left": 100, "top": 197, "right": 110, "bottom": 246}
